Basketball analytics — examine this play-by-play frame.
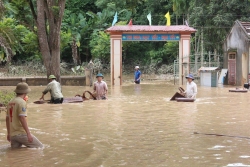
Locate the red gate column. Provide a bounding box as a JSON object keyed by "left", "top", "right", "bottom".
{"left": 179, "top": 34, "right": 191, "bottom": 85}
{"left": 110, "top": 33, "right": 122, "bottom": 85}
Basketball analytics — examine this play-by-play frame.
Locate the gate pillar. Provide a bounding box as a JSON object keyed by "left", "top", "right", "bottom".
{"left": 179, "top": 34, "right": 191, "bottom": 85}
{"left": 110, "top": 33, "right": 122, "bottom": 85}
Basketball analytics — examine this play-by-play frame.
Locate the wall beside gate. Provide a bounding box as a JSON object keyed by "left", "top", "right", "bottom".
{"left": 173, "top": 61, "right": 223, "bottom": 85}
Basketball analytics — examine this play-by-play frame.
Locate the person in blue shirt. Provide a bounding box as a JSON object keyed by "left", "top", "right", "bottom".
{"left": 134, "top": 66, "right": 141, "bottom": 84}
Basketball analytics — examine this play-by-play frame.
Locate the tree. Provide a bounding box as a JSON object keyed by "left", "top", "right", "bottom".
{"left": 89, "top": 31, "right": 110, "bottom": 63}
{"left": 189, "top": 0, "right": 250, "bottom": 53}
{"left": 0, "top": 18, "right": 15, "bottom": 62}
{"left": 172, "top": 0, "right": 190, "bottom": 24}
{"left": 0, "top": 1, "right": 17, "bottom": 63}
{"left": 27, "top": 0, "right": 66, "bottom": 81}
{"left": 63, "top": 12, "right": 87, "bottom": 65}
{"left": 0, "top": 0, "right": 4, "bottom": 18}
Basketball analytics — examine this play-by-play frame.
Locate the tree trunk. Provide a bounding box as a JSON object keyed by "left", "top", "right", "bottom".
{"left": 72, "top": 39, "right": 78, "bottom": 65}
{"left": 77, "top": 46, "right": 81, "bottom": 65}
{"left": 36, "top": 0, "right": 65, "bottom": 83}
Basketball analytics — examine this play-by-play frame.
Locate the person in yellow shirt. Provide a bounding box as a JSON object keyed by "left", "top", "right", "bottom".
{"left": 6, "top": 82, "right": 43, "bottom": 148}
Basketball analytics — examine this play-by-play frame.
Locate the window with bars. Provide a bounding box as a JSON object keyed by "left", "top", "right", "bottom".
{"left": 228, "top": 53, "right": 236, "bottom": 59}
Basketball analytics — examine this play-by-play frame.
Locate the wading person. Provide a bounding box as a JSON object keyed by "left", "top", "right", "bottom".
{"left": 40, "top": 75, "right": 63, "bottom": 104}
{"left": 6, "top": 82, "right": 43, "bottom": 148}
{"left": 134, "top": 66, "right": 141, "bottom": 84}
{"left": 93, "top": 73, "right": 108, "bottom": 100}
{"left": 184, "top": 74, "right": 197, "bottom": 99}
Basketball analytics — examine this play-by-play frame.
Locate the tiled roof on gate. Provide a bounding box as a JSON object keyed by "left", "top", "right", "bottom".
{"left": 106, "top": 25, "right": 196, "bottom": 33}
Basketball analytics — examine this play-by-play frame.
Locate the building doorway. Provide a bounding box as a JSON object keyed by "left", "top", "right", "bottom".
{"left": 228, "top": 52, "right": 236, "bottom": 85}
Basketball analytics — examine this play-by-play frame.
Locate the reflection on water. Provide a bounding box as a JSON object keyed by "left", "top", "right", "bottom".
{"left": 1, "top": 81, "right": 250, "bottom": 166}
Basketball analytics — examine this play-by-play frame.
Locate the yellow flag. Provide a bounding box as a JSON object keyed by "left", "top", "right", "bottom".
{"left": 165, "top": 12, "right": 171, "bottom": 26}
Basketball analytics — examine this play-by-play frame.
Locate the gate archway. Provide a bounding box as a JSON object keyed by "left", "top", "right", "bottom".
{"left": 105, "top": 25, "right": 196, "bottom": 85}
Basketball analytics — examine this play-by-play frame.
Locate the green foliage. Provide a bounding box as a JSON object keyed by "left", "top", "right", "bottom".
{"left": 52, "top": 6, "right": 60, "bottom": 18}
{"left": 0, "top": 90, "right": 15, "bottom": 107}
{"left": 0, "top": 17, "right": 39, "bottom": 62}
{"left": 0, "top": 17, "right": 16, "bottom": 61}
{"left": 21, "top": 30, "right": 40, "bottom": 60}
{"left": 172, "top": 0, "right": 190, "bottom": 15}
{"left": 163, "top": 42, "right": 179, "bottom": 64}
{"left": 5, "top": 0, "right": 33, "bottom": 29}
{"left": 60, "top": 31, "right": 71, "bottom": 52}
{"left": 89, "top": 31, "right": 110, "bottom": 63}
{"left": 1, "top": 0, "right": 250, "bottom": 71}
{"left": 189, "top": 0, "right": 250, "bottom": 52}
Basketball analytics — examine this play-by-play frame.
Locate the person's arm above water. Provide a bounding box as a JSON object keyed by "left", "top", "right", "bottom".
{"left": 40, "top": 94, "right": 45, "bottom": 100}
{"left": 40, "top": 83, "right": 51, "bottom": 100}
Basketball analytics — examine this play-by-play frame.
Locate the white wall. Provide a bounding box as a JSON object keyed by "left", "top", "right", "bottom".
{"left": 200, "top": 72, "right": 211, "bottom": 87}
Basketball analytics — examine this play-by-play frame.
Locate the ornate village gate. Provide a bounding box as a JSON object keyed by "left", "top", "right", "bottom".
{"left": 106, "top": 25, "right": 196, "bottom": 85}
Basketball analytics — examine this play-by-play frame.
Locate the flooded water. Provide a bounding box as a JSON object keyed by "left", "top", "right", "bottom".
{"left": 0, "top": 80, "right": 250, "bottom": 167}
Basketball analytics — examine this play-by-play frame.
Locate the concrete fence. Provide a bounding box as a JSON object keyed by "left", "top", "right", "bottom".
{"left": 0, "top": 76, "right": 86, "bottom": 86}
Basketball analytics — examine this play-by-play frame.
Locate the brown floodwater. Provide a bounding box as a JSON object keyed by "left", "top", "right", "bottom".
{"left": 0, "top": 79, "right": 250, "bottom": 167}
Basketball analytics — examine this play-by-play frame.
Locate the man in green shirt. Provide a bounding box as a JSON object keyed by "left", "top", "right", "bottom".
{"left": 40, "top": 75, "right": 64, "bottom": 104}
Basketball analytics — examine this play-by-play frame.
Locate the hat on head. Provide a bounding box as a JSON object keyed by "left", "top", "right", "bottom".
{"left": 96, "top": 73, "right": 104, "bottom": 78}
{"left": 135, "top": 66, "right": 139, "bottom": 69}
{"left": 185, "top": 74, "right": 194, "bottom": 80}
{"left": 14, "top": 82, "right": 31, "bottom": 94}
{"left": 48, "top": 75, "right": 56, "bottom": 79}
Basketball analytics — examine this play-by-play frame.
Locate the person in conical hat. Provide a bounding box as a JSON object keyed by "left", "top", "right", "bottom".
{"left": 40, "top": 75, "right": 64, "bottom": 104}
{"left": 93, "top": 73, "right": 108, "bottom": 100}
{"left": 184, "top": 74, "right": 197, "bottom": 99}
{"left": 6, "top": 82, "right": 43, "bottom": 148}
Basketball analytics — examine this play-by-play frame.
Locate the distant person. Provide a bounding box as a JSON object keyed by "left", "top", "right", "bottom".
{"left": 134, "top": 66, "right": 141, "bottom": 84}
{"left": 40, "top": 75, "right": 63, "bottom": 104}
{"left": 184, "top": 74, "right": 197, "bottom": 99}
{"left": 93, "top": 73, "right": 108, "bottom": 100}
{"left": 6, "top": 82, "right": 43, "bottom": 148}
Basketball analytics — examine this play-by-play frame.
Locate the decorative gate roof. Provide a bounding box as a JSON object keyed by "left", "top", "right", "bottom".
{"left": 106, "top": 25, "right": 196, "bottom": 33}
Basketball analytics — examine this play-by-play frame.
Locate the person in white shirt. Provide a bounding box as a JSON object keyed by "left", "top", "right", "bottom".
{"left": 184, "top": 74, "right": 197, "bottom": 99}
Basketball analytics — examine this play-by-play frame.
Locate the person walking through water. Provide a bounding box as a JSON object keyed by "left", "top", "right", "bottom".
{"left": 40, "top": 75, "right": 64, "bottom": 104}
{"left": 134, "top": 66, "right": 141, "bottom": 84}
{"left": 6, "top": 82, "right": 43, "bottom": 148}
{"left": 93, "top": 73, "right": 108, "bottom": 100}
{"left": 184, "top": 74, "right": 197, "bottom": 99}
